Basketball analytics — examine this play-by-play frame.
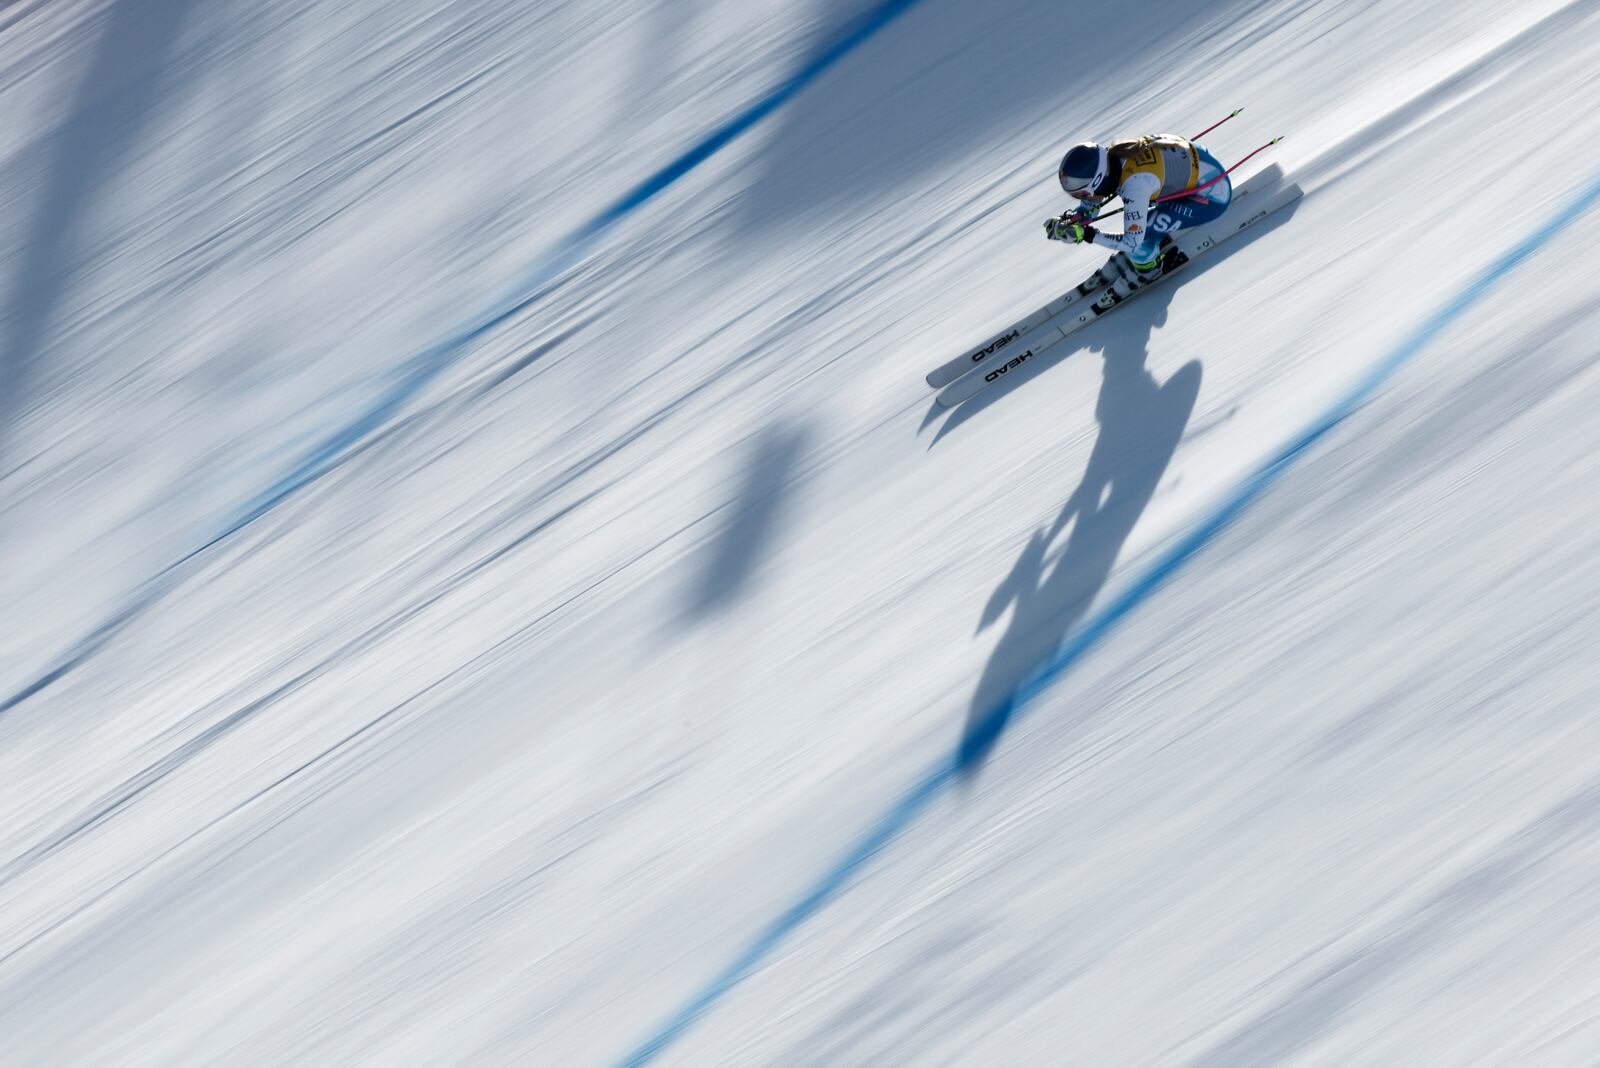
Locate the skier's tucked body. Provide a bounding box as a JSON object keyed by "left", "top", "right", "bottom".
{"left": 1044, "top": 134, "right": 1232, "bottom": 295}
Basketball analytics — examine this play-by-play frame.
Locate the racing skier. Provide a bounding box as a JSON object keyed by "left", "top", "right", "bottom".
{"left": 1044, "top": 134, "right": 1232, "bottom": 297}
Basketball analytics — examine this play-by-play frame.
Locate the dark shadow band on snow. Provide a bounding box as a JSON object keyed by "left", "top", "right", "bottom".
{"left": 0, "top": 0, "right": 931, "bottom": 715}
{"left": 681, "top": 423, "right": 812, "bottom": 621}
{"left": 959, "top": 345, "right": 1201, "bottom": 773}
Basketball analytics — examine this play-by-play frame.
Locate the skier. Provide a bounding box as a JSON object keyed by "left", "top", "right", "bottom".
{"left": 1044, "top": 134, "right": 1232, "bottom": 298}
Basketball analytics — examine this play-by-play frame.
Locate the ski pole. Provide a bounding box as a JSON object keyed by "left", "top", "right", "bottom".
{"left": 1083, "top": 136, "right": 1284, "bottom": 226}
{"left": 1157, "top": 135, "right": 1282, "bottom": 202}
{"left": 1190, "top": 107, "right": 1243, "bottom": 142}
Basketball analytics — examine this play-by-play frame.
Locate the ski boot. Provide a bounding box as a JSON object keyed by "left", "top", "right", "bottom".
{"left": 1092, "top": 238, "right": 1185, "bottom": 313}
{"left": 1129, "top": 235, "right": 1187, "bottom": 285}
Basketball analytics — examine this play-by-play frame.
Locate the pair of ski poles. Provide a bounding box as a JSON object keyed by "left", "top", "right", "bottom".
{"left": 1081, "top": 108, "right": 1284, "bottom": 226}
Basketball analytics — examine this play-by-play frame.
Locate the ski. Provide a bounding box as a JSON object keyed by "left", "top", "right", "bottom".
{"left": 924, "top": 269, "right": 1114, "bottom": 388}
{"left": 934, "top": 166, "right": 1301, "bottom": 408}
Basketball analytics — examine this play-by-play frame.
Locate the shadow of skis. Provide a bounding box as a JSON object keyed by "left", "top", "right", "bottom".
{"left": 957, "top": 294, "right": 1202, "bottom": 772}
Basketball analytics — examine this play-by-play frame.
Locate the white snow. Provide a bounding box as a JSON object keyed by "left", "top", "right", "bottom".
{"left": 4, "top": 0, "right": 1600, "bottom": 1064}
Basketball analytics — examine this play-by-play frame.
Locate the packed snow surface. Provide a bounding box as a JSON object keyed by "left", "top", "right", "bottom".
{"left": 4, "top": 0, "right": 1600, "bottom": 1064}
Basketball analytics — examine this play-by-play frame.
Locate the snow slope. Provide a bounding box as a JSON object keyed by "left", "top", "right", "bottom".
{"left": 4, "top": 0, "right": 1600, "bottom": 1064}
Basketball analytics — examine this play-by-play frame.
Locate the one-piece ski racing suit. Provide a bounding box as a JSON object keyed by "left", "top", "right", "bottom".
{"left": 1072, "top": 134, "right": 1232, "bottom": 273}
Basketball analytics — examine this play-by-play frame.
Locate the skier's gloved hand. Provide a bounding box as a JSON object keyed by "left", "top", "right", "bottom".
{"left": 1045, "top": 215, "right": 1097, "bottom": 243}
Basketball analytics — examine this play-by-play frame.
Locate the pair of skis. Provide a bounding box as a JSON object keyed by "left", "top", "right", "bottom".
{"left": 926, "top": 164, "right": 1302, "bottom": 408}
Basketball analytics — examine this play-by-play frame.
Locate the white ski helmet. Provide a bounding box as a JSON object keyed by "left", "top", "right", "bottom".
{"left": 1058, "top": 142, "right": 1111, "bottom": 199}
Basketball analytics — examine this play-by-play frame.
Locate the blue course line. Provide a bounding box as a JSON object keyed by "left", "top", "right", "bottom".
{"left": 613, "top": 171, "right": 1600, "bottom": 1066}
{"left": 0, "top": 0, "right": 929, "bottom": 716}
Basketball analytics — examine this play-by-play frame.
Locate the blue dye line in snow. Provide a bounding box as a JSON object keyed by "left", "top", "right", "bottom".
{"left": 0, "top": 0, "right": 929, "bottom": 716}
{"left": 613, "top": 171, "right": 1600, "bottom": 1066}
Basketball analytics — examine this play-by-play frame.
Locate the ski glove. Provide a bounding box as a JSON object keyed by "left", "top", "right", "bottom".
{"left": 1045, "top": 215, "right": 1098, "bottom": 244}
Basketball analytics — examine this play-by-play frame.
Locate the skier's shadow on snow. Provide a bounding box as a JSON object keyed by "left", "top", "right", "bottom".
{"left": 942, "top": 199, "right": 1300, "bottom": 772}
{"left": 954, "top": 287, "right": 1199, "bottom": 773}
